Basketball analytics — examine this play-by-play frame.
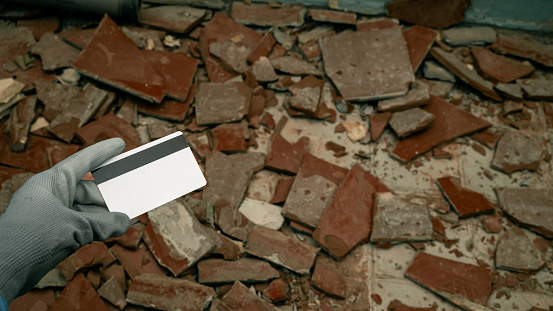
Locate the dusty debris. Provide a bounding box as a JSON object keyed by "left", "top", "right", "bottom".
{"left": 495, "top": 227, "right": 544, "bottom": 274}
{"left": 342, "top": 120, "right": 367, "bottom": 142}
{"left": 491, "top": 131, "right": 544, "bottom": 174}
{"left": 8, "top": 95, "right": 36, "bottom": 152}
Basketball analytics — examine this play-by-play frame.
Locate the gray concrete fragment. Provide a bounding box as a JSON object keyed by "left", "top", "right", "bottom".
{"left": 495, "top": 227, "right": 544, "bottom": 273}
{"left": 442, "top": 26, "right": 497, "bottom": 46}
{"left": 251, "top": 56, "right": 278, "bottom": 83}
{"left": 389, "top": 107, "right": 436, "bottom": 138}
{"left": 378, "top": 81, "right": 430, "bottom": 112}
{"left": 423, "top": 61, "right": 456, "bottom": 83}
{"left": 271, "top": 56, "right": 321, "bottom": 76}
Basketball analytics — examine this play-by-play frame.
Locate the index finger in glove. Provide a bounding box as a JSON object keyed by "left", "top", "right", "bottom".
{"left": 56, "top": 138, "right": 126, "bottom": 181}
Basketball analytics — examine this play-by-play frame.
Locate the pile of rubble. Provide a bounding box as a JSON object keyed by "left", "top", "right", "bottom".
{"left": 1, "top": 0, "right": 553, "bottom": 310}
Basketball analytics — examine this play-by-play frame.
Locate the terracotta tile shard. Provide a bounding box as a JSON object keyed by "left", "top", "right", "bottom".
{"left": 73, "top": 15, "right": 167, "bottom": 104}
{"left": 390, "top": 107, "right": 435, "bottom": 138}
{"left": 371, "top": 192, "right": 433, "bottom": 242}
{"left": 271, "top": 56, "right": 321, "bottom": 76}
{"left": 186, "top": 131, "right": 211, "bottom": 161}
{"left": 49, "top": 274, "right": 108, "bottom": 311}
{"left": 195, "top": 82, "right": 251, "bottom": 125}
{"left": 239, "top": 198, "right": 285, "bottom": 230}
{"left": 314, "top": 164, "right": 389, "bottom": 259}
{"left": 110, "top": 244, "right": 167, "bottom": 280}
{"left": 144, "top": 198, "right": 219, "bottom": 276}
{"left": 127, "top": 274, "right": 215, "bottom": 311}
{"left": 142, "top": 50, "right": 198, "bottom": 102}
{"left": 403, "top": 26, "right": 437, "bottom": 72}
{"left": 198, "top": 258, "right": 279, "bottom": 284}
{"left": 433, "top": 147, "right": 452, "bottom": 159}
{"left": 9, "top": 289, "right": 56, "bottom": 311}
{"left": 270, "top": 176, "right": 294, "bottom": 204}
{"left": 106, "top": 224, "right": 144, "bottom": 250}
{"left": 321, "top": 27, "right": 414, "bottom": 101}
{"left": 0, "top": 134, "right": 63, "bottom": 172}
{"left": 357, "top": 17, "right": 399, "bottom": 31}
{"left": 392, "top": 96, "right": 491, "bottom": 163}
{"left": 325, "top": 141, "right": 347, "bottom": 157}
{"left": 248, "top": 32, "right": 276, "bottom": 64}
{"left": 518, "top": 79, "right": 553, "bottom": 101}
{"left": 308, "top": 9, "right": 356, "bottom": 25}
{"left": 378, "top": 81, "right": 430, "bottom": 112}
{"left": 97, "top": 276, "right": 126, "bottom": 309}
{"left": 58, "top": 27, "right": 94, "bottom": 49}
{"left": 370, "top": 112, "right": 392, "bottom": 141}
{"left": 386, "top": 0, "right": 470, "bottom": 30}
{"left": 138, "top": 84, "right": 197, "bottom": 122}
{"left": 210, "top": 122, "right": 248, "bottom": 152}
{"left": 232, "top": 2, "right": 305, "bottom": 27}
{"left": 288, "top": 75, "right": 323, "bottom": 114}
{"left": 431, "top": 47, "right": 502, "bottom": 101}
{"left": 469, "top": 130, "right": 502, "bottom": 149}
{"left": 442, "top": 26, "right": 497, "bottom": 46}
{"left": 57, "top": 242, "right": 115, "bottom": 281}
{"left": 406, "top": 252, "right": 491, "bottom": 306}
{"left": 482, "top": 216, "right": 502, "bottom": 233}
{"left": 436, "top": 177, "right": 494, "bottom": 218}
{"left": 491, "top": 131, "right": 544, "bottom": 175}
{"left": 266, "top": 133, "right": 309, "bottom": 174}
{"left": 211, "top": 231, "right": 243, "bottom": 261}
{"left": 472, "top": 46, "right": 534, "bottom": 83}
{"left": 30, "top": 32, "right": 79, "bottom": 71}
{"left": 17, "top": 17, "right": 60, "bottom": 40}
{"left": 496, "top": 188, "right": 553, "bottom": 239}
{"left": 139, "top": 5, "right": 206, "bottom": 33}
{"left": 490, "top": 34, "right": 553, "bottom": 67}
{"left": 220, "top": 281, "right": 278, "bottom": 311}
{"left": 263, "top": 278, "right": 289, "bottom": 303}
{"left": 311, "top": 256, "right": 346, "bottom": 299}
{"left": 9, "top": 95, "right": 36, "bottom": 152}
{"left": 75, "top": 113, "right": 140, "bottom": 152}
{"left": 245, "top": 226, "right": 319, "bottom": 275}
{"left": 495, "top": 227, "right": 544, "bottom": 274}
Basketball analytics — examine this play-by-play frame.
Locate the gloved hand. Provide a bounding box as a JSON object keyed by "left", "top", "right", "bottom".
{"left": 0, "top": 138, "right": 131, "bottom": 304}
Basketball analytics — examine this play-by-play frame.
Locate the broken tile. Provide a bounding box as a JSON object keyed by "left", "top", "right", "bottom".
{"left": 0, "top": 133, "right": 64, "bottom": 172}
{"left": 263, "top": 278, "right": 289, "bottom": 303}
{"left": 245, "top": 226, "right": 319, "bottom": 274}
{"left": 496, "top": 188, "right": 553, "bottom": 239}
{"left": 17, "top": 17, "right": 60, "bottom": 41}
{"left": 472, "top": 46, "right": 534, "bottom": 83}
{"left": 142, "top": 50, "right": 198, "bottom": 102}
{"left": 185, "top": 131, "right": 211, "bottom": 161}
{"left": 371, "top": 192, "right": 433, "bottom": 242}
{"left": 139, "top": 5, "right": 206, "bottom": 33}
{"left": 392, "top": 96, "right": 491, "bottom": 162}
{"left": 495, "top": 83, "right": 524, "bottom": 101}
{"left": 431, "top": 47, "right": 502, "bottom": 101}
{"left": 298, "top": 25, "right": 335, "bottom": 45}
{"left": 116, "top": 98, "right": 137, "bottom": 127}
{"left": 138, "top": 84, "right": 196, "bottom": 122}
{"left": 370, "top": 112, "right": 392, "bottom": 141}
{"left": 106, "top": 223, "right": 144, "bottom": 250}
{"left": 34, "top": 269, "right": 67, "bottom": 289}
{"left": 219, "top": 281, "right": 278, "bottom": 311}
{"left": 386, "top": 0, "right": 470, "bottom": 29}
{"left": 122, "top": 26, "right": 166, "bottom": 51}
{"left": 0, "top": 27, "right": 36, "bottom": 65}
{"left": 232, "top": 2, "right": 305, "bottom": 27}
{"left": 30, "top": 32, "right": 79, "bottom": 71}
{"left": 211, "top": 231, "right": 243, "bottom": 261}
{"left": 195, "top": 82, "right": 251, "bottom": 125}
{"left": 288, "top": 75, "right": 323, "bottom": 114}
{"left": 311, "top": 256, "right": 346, "bottom": 299}
{"left": 9, "top": 95, "right": 36, "bottom": 152}
{"left": 406, "top": 252, "right": 491, "bottom": 306}
{"left": 482, "top": 216, "right": 502, "bottom": 233}
{"left": 518, "top": 79, "right": 553, "bottom": 100}
{"left": 389, "top": 107, "right": 435, "bottom": 138}
{"left": 321, "top": 27, "right": 414, "bottom": 101}
{"left": 403, "top": 26, "right": 437, "bottom": 72}
{"left": 97, "top": 277, "right": 126, "bottom": 310}
{"left": 503, "top": 100, "right": 524, "bottom": 115}
{"left": 491, "top": 131, "right": 544, "bottom": 174}
{"left": 270, "top": 176, "right": 294, "bottom": 204}
{"left": 495, "top": 227, "right": 544, "bottom": 274}
{"left": 314, "top": 164, "right": 389, "bottom": 259}
{"left": 49, "top": 274, "right": 108, "bottom": 311}
{"left": 35, "top": 81, "right": 81, "bottom": 122}
{"left": 110, "top": 244, "right": 167, "bottom": 280}
{"left": 239, "top": 197, "right": 285, "bottom": 230}
{"left": 271, "top": 56, "right": 321, "bottom": 76}
{"left": 490, "top": 34, "right": 553, "bottom": 67}
{"left": 57, "top": 242, "right": 115, "bottom": 281}
{"left": 210, "top": 122, "right": 248, "bottom": 152}
{"left": 378, "top": 81, "right": 430, "bottom": 112}
{"left": 198, "top": 258, "right": 279, "bottom": 284}
{"left": 423, "top": 61, "right": 456, "bottom": 83}
{"left": 308, "top": 9, "right": 356, "bottom": 25}
{"left": 75, "top": 113, "right": 140, "bottom": 152}
{"left": 144, "top": 198, "right": 218, "bottom": 276}
{"left": 325, "top": 141, "right": 347, "bottom": 157}
{"left": 58, "top": 27, "right": 94, "bottom": 49}
{"left": 266, "top": 133, "right": 309, "bottom": 174}
{"left": 436, "top": 177, "right": 494, "bottom": 218}
{"left": 442, "top": 26, "right": 496, "bottom": 46}
{"left": 356, "top": 17, "right": 399, "bottom": 31}
{"left": 248, "top": 32, "right": 277, "bottom": 64}
{"left": 251, "top": 57, "right": 278, "bottom": 83}
{"left": 209, "top": 42, "right": 251, "bottom": 74}
{"left": 126, "top": 274, "right": 215, "bottom": 310}
{"left": 73, "top": 15, "right": 167, "bottom": 104}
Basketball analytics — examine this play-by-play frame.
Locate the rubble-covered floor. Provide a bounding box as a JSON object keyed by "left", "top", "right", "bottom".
{"left": 1, "top": 0, "right": 553, "bottom": 310}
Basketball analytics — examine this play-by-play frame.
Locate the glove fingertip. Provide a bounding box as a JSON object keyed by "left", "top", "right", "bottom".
{"left": 110, "top": 212, "right": 132, "bottom": 238}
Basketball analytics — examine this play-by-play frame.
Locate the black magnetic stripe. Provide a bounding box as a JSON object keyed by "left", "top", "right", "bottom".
{"left": 91, "top": 135, "right": 189, "bottom": 185}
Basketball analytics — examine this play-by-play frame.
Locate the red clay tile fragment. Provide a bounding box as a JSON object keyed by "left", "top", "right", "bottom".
{"left": 106, "top": 224, "right": 144, "bottom": 250}
{"left": 35, "top": 82, "right": 81, "bottom": 122}
{"left": 371, "top": 294, "right": 382, "bottom": 305}
{"left": 0, "top": 133, "right": 64, "bottom": 172}
{"left": 198, "top": 258, "right": 279, "bottom": 284}
{"left": 472, "top": 46, "right": 534, "bottom": 83}
{"left": 403, "top": 26, "right": 437, "bottom": 72}
{"left": 58, "top": 28, "right": 94, "bottom": 49}
{"left": 139, "top": 5, "right": 206, "bottom": 33}
{"left": 248, "top": 94, "right": 266, "bottom": 128}
{"left": 406, "top": 252, "right": 491, "bottom": 306}
{"left": 185, "top": 131, "right": 211, "bottom": 161}
{"left": 109, "top": 244, "right": 167, "bottom": 280}
{"left": 210, "top": 230, "right": 243, "bottom": 261}
{"left": 356, "top": 17, "right": 399, "bottom": 31}
{"left": 270, "top": 176, "right": 294, "bottom": 204}
{"left": 491, "top": 131, "right": 544, "bottom": 174}
{"left": 57, "top": 242, "right": 115, "bottom": 281}
{"left": 495, "top": 227, "right": 544, "bottom": 273}
{"left": 9, "top": 289, "right": 55, "bottom": 311}
{"left": 250, "top": 57, "right": 278, "bottom": 83}
{"left": 392, "top": 96, "right": 491, "bottom": 163}
{"left": 469, "top": 130, "right": 501, "bottom": 149}
{"left": 73, "top": 15, "right": 167, "bottom": 104}
{"left": 370, "top": 112, "right": 392, "bottom": 141}
{"left": 263, "top": 279, "right": 289, "bottom": 303}
{"left": 195, "top": 82, "right": 251, "bottom": 125}
{"left": 97, "top": 276, "right": 126, "bottom": 309}
{"left": 75, "top": 113, "right": 140, "bottom": 152}
{"left": 245, "top": 226, "right": 319, "bottom": 274}
{"left": 17, "top": 17, "right": 60, "bottom": 40}
{"left": 0, "top": 27, "right": 36, "bottom": 65}
{"left": 266, "top": 133, "right": 309, "bottom": 174}
{"left": 325, "top": 141, "right": 347, "bottom": 157}
{"left": 30, "top": 32, "right": 80, "bottom": 71}
{"left": 386, "top": 0, "right": 470, "bottom": 30}
{"left": 502, "top": 100, "right": 524, "bottom": 115}
{"left": 311, "top": 256, "right": 346, "bottom": 299}
{"left": 126, "top": 274, "right": 216, "bottom": 311}
{"left": 490, "top": 34, "right": 553, "bottom": 67}
{"left": 288, "top": 75, "right": 324, "bottom": 114}
{"left": 210, "top": 122, "right": 248, "bottom": 152}
{"left": 209, "top": 42, "right": 251, "bottom": 74}
{"left": 9, "top": 95, "right": 36, "bottom": 152}
{"left": 314, "top": 164, "right": 389, "bottom": 259}
{"left": 481, "top": 216, "right": 502, "bottom": 233}
{"left": 436, "top": 177, "right": 494, "bottom": 218}
{"left": 220, "top": 281, "right": 278, "bottom": 311}
{"left": 49, "top": 274, "right": 108, "bottom": 311}
{"left": 308, "top": 9, "right": 356, "bottom": 25}
{"left": 138, "top": 84, "right": 197, "bottom": 122}
{"left": 248, "top": 32, "right": 277, "bottom": 64}
{"left": 231, "top": 2, "right": 306, "bottom": 27}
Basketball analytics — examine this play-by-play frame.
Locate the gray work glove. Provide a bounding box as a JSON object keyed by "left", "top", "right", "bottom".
{"left": 0, "top": 138, "right": 131, "bottom": 303}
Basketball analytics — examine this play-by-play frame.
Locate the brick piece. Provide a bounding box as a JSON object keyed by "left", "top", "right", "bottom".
{"left": 314, "top": 164, "right": 389, "bottom": 259}
{"left": 436, "top": 177, "right": 494, "bottom": 218}
{"left": 9, "top": 95, "right": 36, "bottom": 152}
{"left": 495, "top": 227, "right": 544, "bottom": 273}
{"left": 195, "top": 82, "right": 251, "bottom": 125}
{"left": 378, "top": 81, "right": 430, "bottom": 112}
{"left": 403, "top": 26, "right": 437, "bottom": 72}
{"left": 99, "top": 263, "right": 127, "bottom": 291}
{"left": 308, "top": 9, "right": 356, "bottom": 25}
{"left": 311, "top": 256, "right": 346, "bottom": 299}
{"left": 75, "top": 113, "right": 140, "bottom": 152}
{"left": 73, "top": 15, "right": 167, "bottom": 104}
{"left": 491, "top": 131, "right": 544, "bottom": 174}
{"left": 231, "top": 2, "right": 305, "bottom": 27}
{"left": 49, "top": 273, "right": 108, "bottom": 311}
{"left": 144, "top": 198, "right": 219, "bottom": 276}
{"left": 357, "top": 17, "right": 399, "bottom": 31}
{"left": 198, "top": 258, "right": 279, "bottom": 284}
{"left": 97, "top": 276, "right": 126, "bottom": 309}
{"left": 472, "top": 46, "right": 534, "bottom": 83}
{"left": 386, "top": 0, "right": 470, "bottom": 29}
{"left": 245, "top": 226, "right": 319, "bottom": 274}
{"left": 239, "top": 198, "right": 285, "bottom": 230}
{"left": 370, "top": 112, "right": 392, "bottom": 141}
{"left": 30, "top": 32, "right": 79, "bottom": 71}
{"left": 266, "top": 133, "right": 309, "bottom": 174}
{"left": 110, "top": 244, "right": 167, "bottom": 280}
{"left": 127, "top": 274, "right": 215, "bottom": 310}
{"left": 248, "top": 32, "right": 276, "bottom": 64}
{"left": 220, "top": 281, "right": 278, "bottom": 310}
{"left": 271, "top": 56, "right": 321, "bottom": 76}
{"left": 321, "top": 27, "right": 414, "bottom": 101}
{"left": 406, "top": 252, "right": 491, "bottom": 306}
{"left": 496, "top": 188, "right": 553, "bottom": 238}
{"left": 389, "top": 107, "right": 435, "bottom": 138}
{"left": 139, "top": 5, "right": 205, "bottom": 33}
{"left": 490, "top": 34, "right": 553, "bottom": 67}
{"left": 371, "top": 192, "right": 433, "bottom": 242}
